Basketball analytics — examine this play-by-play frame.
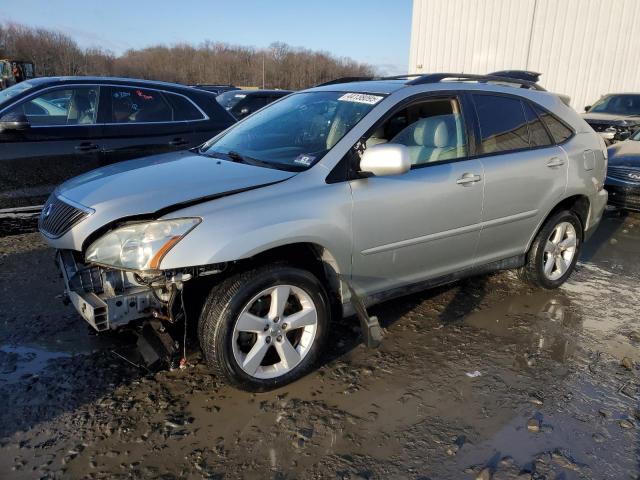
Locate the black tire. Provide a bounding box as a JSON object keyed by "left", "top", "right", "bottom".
{"left": 520, "top": 210, "right": 583, "bottom": 289}
{"left": 198, "top": 264, "right": 330, "bottom": 391}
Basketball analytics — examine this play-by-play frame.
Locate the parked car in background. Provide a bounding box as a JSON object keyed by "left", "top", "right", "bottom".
{"left": 40, "top": 73, "right": 607, "bottom": 390}
{"left": 583, "top": 93, "right": 640, "bottom": 144}
{"left": 605, "top": 129, "right": 640, "bottom": 211}
{"left": 0, "top": 76, "right": 235, "bottom": 214}
{"left": 216, "top": 89, "right": 292, "bottom": 119}
{"left": 191, "top": 84, "right": 240, "bottom": 95}
{"left": 0, "top": 59, "right": 36, "bottom": 90}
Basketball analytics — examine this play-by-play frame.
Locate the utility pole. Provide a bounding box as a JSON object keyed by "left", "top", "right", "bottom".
{"left": 262, "top": 51, "right": 265, "bottom": 89}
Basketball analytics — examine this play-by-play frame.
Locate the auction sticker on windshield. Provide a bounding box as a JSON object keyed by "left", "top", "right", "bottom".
{"left": 294, "top": 154, "right": 315, "bottom": 166}
{"left": 338, "top": 93, "right": 384, "bottom": 105}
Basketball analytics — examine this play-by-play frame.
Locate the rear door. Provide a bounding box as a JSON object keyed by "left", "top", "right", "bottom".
{"left": 0, "top": 85, "right": 102, "bottom": 210}
{"left": 99, "top": 86, "right": 199, "bottom": 165}
{"left": 472, "top": 93, "right": 569, "bottom": 265}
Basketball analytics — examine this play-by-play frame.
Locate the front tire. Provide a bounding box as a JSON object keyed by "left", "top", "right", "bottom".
{"left": 520, "top": 210, "right": 583, "bottom": 289}
{"left": 198, "top": 264, "right": 329, "bottom": 391}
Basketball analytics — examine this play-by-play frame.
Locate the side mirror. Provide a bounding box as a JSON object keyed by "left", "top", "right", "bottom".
{"left": 359, "top": 143, "right": 411, "bottom": 177}
{"left": 584, "top": 105, "right": 591, "bottom": 112}
{"left": 0, "top": 112, "right": 30, "bottom": 132}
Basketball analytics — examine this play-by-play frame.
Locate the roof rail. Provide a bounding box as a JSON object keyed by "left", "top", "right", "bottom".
{"left": 315, "top": 73, "right": 424, "bottom": 87}
{"left": 315, "top": 76, "right": 375, "bottom": 87}
{"left": 406, "top": 73, "right": 546, "bottom": 91}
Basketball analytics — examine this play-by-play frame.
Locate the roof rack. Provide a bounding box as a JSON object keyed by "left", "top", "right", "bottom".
{"left": 406, "top": 73, "right": 546, "bottom": 91}
{"left": 488, "top": 70, "right": 541, "bottom": 83}
{"left": 316, "top": 72, "right": 546, "bottom": 91}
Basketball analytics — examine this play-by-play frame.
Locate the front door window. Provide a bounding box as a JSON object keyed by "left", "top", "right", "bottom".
{"left": 5, "top": 87, "right": 99, "bottom": 126}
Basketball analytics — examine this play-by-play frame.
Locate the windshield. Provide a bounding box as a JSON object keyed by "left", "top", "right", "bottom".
{"left": 0, "top": 80, "right": 36, "bottom": 106}
{"left": 216, "top": 91, "right": 247, "bottom": 110}
{"left": 590, "top": 94, "right": 640, "bottom": 116}
{"left": 202, "top": 91, "right": 384, "bottom": 170}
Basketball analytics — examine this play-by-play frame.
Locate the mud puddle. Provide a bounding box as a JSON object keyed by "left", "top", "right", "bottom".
{"left": 1, "top": 212, "right": 639, "bottom": 479}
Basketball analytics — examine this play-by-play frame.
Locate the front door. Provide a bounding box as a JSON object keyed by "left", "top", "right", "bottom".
{"left": 349, "top": 95, "right": 484, "bottom": 299}
{"left": 0, "top": 85, "right": 102, "bottom": 211}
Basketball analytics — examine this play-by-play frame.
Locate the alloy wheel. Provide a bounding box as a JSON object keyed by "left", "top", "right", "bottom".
{"left": 231, "top": 284, "right": 318, "bottom": 379}
{"left": 542, "top": 221, "right": 578, "bottom": 281}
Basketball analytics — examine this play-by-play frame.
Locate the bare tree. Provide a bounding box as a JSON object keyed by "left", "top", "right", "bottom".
{"left": 0, "top": 22, "right": 375, "bottom": 89}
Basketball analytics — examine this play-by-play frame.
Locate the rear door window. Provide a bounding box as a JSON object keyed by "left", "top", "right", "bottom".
{"left": 533, "top": 105, "right": 573, "bottom": 144}
{"left": 110, "top": 87, "right": 173, "bottom": 123}
{"left": 473, "top": 94, "right": 529, "bottom": 154}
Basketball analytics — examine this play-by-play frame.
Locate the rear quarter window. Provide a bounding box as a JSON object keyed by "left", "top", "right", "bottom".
{"left": 533, "top": 105, "right": 573, "bottom": 144}
{"left": 165, "top": 92, "right": 204, "bottom": 121}
{"left": 523, "top": 101, "right": 553, "bottom": 147}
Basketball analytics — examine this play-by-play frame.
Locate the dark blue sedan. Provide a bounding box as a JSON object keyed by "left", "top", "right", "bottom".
{"left": 606, "top": 131, "right": 640, "bottom": 211}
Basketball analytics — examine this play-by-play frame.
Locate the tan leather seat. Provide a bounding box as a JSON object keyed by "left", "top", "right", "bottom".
{"left": 365, "top": 127, "right": 388, "bottom": 148}
{"left": 391, "top": 114, "right": 460, "bottom": 165}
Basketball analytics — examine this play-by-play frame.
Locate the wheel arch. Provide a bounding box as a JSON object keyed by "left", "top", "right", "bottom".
{"left": 232, "top": 242, "right": 346, "bottom": 318}
{"left": 527, "top": 194, "right": 590, "bottom": 251}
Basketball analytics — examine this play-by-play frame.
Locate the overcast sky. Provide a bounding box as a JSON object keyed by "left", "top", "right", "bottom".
{"left": 1, "top": 0, "right": 412, "bottom": 75}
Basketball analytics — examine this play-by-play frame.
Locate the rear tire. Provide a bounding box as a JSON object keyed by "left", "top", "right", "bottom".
{"left": 520, "top": 210, "right": 583, "bottom": 289}
{"left": 198, "top": 264, "right": 329, "bottom": 391}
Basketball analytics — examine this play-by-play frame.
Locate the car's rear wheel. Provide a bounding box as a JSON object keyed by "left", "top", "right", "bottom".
{"left": 520, "top": 210, "right": 583, "bottom": 289}
{"left": 198, "top": 264, "right": 329, "bottom": 391}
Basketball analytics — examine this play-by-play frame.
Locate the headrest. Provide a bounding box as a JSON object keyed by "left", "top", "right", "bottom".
{"left": 73, "top": 94, "right": 91, "bottom": 111}
{"left": 413, "top": 115, "right": 455, "bottom": 148}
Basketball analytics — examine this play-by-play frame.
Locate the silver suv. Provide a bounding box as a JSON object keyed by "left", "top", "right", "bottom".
{"left": 40, "top": 74, "right": 608, "bottom": 390}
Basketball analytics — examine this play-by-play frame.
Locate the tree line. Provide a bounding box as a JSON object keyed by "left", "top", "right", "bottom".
{"left": 0, "top": 22, "right": 375, "bottom": 89}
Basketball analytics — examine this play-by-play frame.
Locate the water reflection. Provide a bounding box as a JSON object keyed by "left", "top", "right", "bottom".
{"left": 464, "top": 292, "right": 579, "bottom": 366}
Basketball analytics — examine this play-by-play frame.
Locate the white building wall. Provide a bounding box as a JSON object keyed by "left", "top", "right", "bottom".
{"left": 409, "top": 0, "right": 640, "bottom": 110}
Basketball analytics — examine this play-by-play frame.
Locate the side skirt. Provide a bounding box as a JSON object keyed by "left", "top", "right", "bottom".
{"left": 342, "top": 254, "right": 525, "bottom": 317}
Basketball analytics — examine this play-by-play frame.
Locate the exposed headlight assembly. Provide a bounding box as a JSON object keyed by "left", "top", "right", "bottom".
{"left": 85, "top": 218, "right": 201, "bottom": 271}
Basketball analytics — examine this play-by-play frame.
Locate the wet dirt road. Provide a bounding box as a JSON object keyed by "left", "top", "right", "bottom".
{"left": 1, "top": 211, "right": 639, "bottom": 479}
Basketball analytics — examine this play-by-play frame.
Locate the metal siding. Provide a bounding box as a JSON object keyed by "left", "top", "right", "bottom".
{"left": 409, "top": 0, "right": 640, "bottom": 110}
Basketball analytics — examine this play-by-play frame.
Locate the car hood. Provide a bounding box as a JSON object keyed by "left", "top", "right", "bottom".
{"left": 582, "top": 112, "right": 640, "bottom": 125}
{"left": 608, "top": 141, "right": 640, "bottom": 166}
{"left": 57, "top": 150, "right": 296, "bottom": 219}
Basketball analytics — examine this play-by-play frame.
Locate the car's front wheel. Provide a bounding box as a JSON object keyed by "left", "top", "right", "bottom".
{"left": 198, "top": 264, "right": 329, "bottom": 391}
{"left": 520, "top": 210, "right": 583, "bottom": 289}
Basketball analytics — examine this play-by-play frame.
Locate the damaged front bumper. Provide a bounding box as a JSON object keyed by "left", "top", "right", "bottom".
{"left": 58, "top": 250, "right": 164, "bottom": 331}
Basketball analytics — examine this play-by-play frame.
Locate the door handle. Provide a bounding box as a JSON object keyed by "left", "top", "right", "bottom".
{"left": 169, "top": 137, "right": 188, "bottom": 147}
{"left": 456, "top": 173, "right": 482, "bottom": 186}
{"left": 75, "top": 142, "right": 99, "bottom": 152}
{"left": 546, "top": 157, "right": 565, "bottom": 168}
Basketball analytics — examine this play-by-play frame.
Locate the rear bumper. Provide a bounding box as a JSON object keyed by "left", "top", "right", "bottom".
{"left": 585, "top": 188, "right": 608, "bottom": 240}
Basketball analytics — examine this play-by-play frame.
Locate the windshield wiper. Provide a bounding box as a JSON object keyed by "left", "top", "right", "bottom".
{"left": 227, "top": 150, "right": 251, "bottom": 164}
{"left": 199, "top": 149, "right": 306, "bottom": 172}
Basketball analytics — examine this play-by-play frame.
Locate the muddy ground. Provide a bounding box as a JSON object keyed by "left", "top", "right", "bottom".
{"left": 1, "top": 211, "right": 639, "bottom": 479}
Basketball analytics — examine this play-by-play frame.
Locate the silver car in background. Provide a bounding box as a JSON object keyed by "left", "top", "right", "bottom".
{"left": 39, "top": 73, "right": 608, "bottom": 390}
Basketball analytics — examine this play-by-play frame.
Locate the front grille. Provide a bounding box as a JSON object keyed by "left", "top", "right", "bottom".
{"left": 608, "top": 166, "right": 640, "bottom": 183}
{"left": 39, "top": 195, "right": 91, "bottom": 238}
{"left": 607, "top": 185, "right": 640, "bottom": 210}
